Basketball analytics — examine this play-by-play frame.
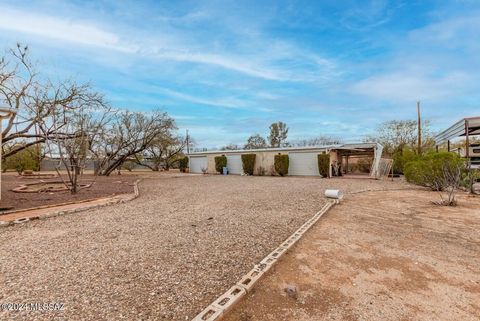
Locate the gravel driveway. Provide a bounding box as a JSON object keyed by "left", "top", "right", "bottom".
{"left": 0, "top": 174, "right": 409, "bottom": 321}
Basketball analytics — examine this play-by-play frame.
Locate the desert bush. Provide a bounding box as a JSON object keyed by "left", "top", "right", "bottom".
{"left": 214, "top": 155, "right": 227, "bottom": 173}
{"left": 461, "top": 168, "right": 480, "bottom": 193}
{"left": 178, "top": 156, "right": 189, "bottom": 172}
{"left": 392, "top": 147, "right": 418, "bottom": 174}
{"left": 357, "top": 158, "right": 373, "bottom": 173}
{"left": 317, "top": 154, "right": 330, "bottom": 177}
{"left": 404, "top": 152, "right": 466, "bottom": 205}
{"left": 4, "top": 146, "right": 39, "bottom": 174}
{"left": 347, "top": 163, "right": 358, "bottom": 173}
{"left": 274, "top": 154, "right": 289, "bottom": 177}
{"left": 241, "top": 154, "right": 256, "bottom": 175}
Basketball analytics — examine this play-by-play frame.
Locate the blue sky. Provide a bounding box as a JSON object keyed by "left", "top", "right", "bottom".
{"left": 0, "top": 0, "right": 479, "bottom": 148}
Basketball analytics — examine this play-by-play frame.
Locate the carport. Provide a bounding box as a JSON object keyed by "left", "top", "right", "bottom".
{"left": 331, "top": 143, "right": 385, "bottom": 179}
{"left": 434, "top": 116, "right": 480, "bottom": 168}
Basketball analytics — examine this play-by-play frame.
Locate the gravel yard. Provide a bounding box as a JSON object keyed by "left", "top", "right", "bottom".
{"left": 0, "top": 174, "right": 409, "bottom": 321}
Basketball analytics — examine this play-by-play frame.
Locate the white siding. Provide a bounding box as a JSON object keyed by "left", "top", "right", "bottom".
{"left": 226, "top": 155, "right": 243, "bottom": 174}
{"left": 288, "top": 152, "right": 320, "bottom": 176}
{"left": 189, "top": 156, "right": 208, "bottom": 173}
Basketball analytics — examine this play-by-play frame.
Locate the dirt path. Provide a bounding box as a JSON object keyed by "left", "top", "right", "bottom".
{"left": 223, "top": 190, "right": 480, "bottom": 321}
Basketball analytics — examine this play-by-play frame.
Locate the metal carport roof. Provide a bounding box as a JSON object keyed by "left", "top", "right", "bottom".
{"left": 434, "top": 117, "right": 480, "bottom": 145}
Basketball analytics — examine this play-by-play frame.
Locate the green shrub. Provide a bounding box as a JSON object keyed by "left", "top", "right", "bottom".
{"left": 392, "top": 148, "right": 418, "bottom": 174}
{"left": 241, "top": 154, "right": 256, "bottom": 175}
{"left": 404, "top": 152, "right": 465, "bottom": 192}
{"left": 179, "top": 157, "right": 189, "bottom": 172}
{"left": 461, "top": 169, "right": 480, "bottom": 193}
{"left": 317, "top": 154, "right": 330, "bottom": 177}
{"left": 274, "top": 154, "right": 289, "bottom": 177}
{"left": 214, "top": 155, "right": 227, "bottom": 173}
{"left": 4, "top": 147, "right": 39, "bottom": 174}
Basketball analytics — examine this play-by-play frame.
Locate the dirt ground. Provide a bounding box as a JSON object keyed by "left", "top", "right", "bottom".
{"left": 0, "top": 172, "right": 137, "bottom": 212}
{"left": 0, "top": 174, "right": 409, "bottom": 321}
{"left": 223, "top": 190, "right": 480, "bottom": 321}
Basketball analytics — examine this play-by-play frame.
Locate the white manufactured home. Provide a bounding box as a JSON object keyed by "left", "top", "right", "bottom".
{"left": 188, "top": 143, "right": 384, "bottom": 178}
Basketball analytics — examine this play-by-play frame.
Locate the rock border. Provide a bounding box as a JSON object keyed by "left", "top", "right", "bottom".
{"left": 0, "top": 179, "right": 141, "bottom": 228}
{"left": 191, "top": 199, "right": 337, "bottom": 321}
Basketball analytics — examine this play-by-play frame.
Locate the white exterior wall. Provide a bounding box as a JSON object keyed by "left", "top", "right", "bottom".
{"left": 226, "top": 155, "right": 243, "bottom": 174}
{"left": 187, "top": 143, "right": 380, "bottom": 177}
{"left": 288, "top": 152, "right": 320, "bottom": 176}
{"left": 189, "top": 156, "right": 208, "bottom": 173}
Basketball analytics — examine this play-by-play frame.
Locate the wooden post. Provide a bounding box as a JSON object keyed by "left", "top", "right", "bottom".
{"left": 447, "top": 140, "right": 450, "bottom": 152}
{"left": 345, "top": 155, "right": 349, "bottom": 174}
{"left": 417, "top": 101, "right": 422, "bottom": 155}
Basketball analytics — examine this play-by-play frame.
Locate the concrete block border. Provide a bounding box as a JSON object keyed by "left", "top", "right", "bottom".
{"left": 191, "top": 199, "right": 336, "bottom": 321}
{"left": 0, "top": 179, "right": 141, "bottom": 228}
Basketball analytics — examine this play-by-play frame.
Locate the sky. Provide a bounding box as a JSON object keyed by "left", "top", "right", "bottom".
{"left": 0, "top": 0, "right": 479, "bottom": 149}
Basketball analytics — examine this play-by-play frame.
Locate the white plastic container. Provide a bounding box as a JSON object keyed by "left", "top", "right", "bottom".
{"left": 325, "top": 189, "right": 343, "bottom": 200}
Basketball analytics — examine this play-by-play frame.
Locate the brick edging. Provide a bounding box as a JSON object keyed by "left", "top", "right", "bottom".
{"left": 0, "top": 179, "right": 142, "bottom": 228}
{"left": 191, "top": 199, "right": 337, "bottom": 321}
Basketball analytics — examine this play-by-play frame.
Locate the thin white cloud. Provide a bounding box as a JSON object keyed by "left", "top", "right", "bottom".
{"left": 156, "top": 87, "right": 245, "bottom": 109}
{"left": 409, "top": 12, "right": 480, "bottom": 43}
{"left": 0, "top": 7, "right": 134, "bottom": 52}
{"left": 349, "top": 10, "right": 480, "bottom": 104}
{"left": 153, "top": 51, "right": 286, "bottom": 81}
{"left": 0, "top": 5, "right": 337, "bottom": 82}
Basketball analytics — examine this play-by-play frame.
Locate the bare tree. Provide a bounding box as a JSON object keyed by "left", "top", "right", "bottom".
{"left": 0, "top": 44, "right": 105, "bottom": 160}
{"left": 367, "top": 119, "right": 433, "bottom": 154}
{"left": 221, "top": 143, "right": 240, "bottom": 151}
{"left": 439, "top": 160, "right": 463, "bottom": 206}
{"left": 91, "top": 109, "right": 175, "bottom": 176}
{"left": 268, "top": 121, "right": 288, "bottom": 147}
{"left": 135, "top": 134, "right": 186, "bottom": 171}
{"left": 43, "top": 89, "right": 111, "bottom": 193}
{"left": 244, "top": 134, "right": 267, "bottom": 149}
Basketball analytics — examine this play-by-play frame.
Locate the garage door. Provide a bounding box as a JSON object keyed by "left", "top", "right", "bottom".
{"left": 288, "top": 152, "right": 320, "bottom": 176}
{"left": 226, "top": 155, "right": 243, "bottom": 174}
{"left": 189, "top": 156, "right": 208, "bottom": 173}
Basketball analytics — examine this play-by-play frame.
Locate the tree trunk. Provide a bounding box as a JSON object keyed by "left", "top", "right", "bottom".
{"left": 99, "top": 157, "right": 127, "bottom": 176}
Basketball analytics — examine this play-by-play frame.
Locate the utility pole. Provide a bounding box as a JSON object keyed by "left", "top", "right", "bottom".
{"left": 186, "top": 129, "right": 190, "bottom": 154}
{"left": 417, "top": 101, "right": 422, "bottom": 155}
